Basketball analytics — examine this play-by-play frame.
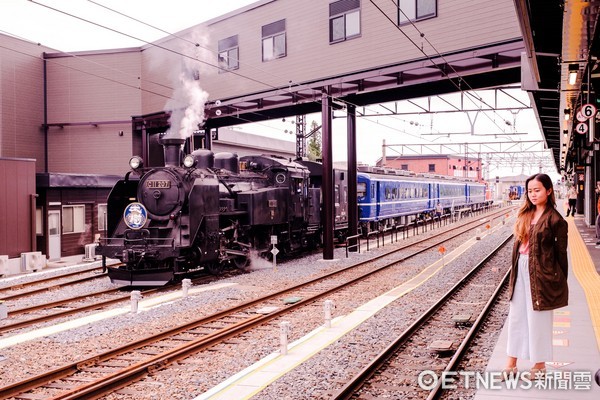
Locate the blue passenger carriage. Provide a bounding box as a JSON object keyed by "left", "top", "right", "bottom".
{"left": 357, "top": 167, "right": 490, "bottom": 234}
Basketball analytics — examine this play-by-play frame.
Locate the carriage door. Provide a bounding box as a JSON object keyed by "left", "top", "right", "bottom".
{"left": 48, "top": 210, "right": 61, "bottom": 261}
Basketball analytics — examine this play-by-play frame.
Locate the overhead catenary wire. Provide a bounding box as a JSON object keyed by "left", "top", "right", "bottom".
{"left": 25, "top": 0, "right": 443, "bottom": 142}
{"left": 17, "top": 1, "right": 525, "bottom": 153}
{"left": 374, "top": 0, "right": 522, "bottom": 140}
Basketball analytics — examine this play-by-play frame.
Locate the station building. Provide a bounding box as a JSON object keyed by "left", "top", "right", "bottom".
{"left": 376, "top": 154, "right": 484, "bottom": 182}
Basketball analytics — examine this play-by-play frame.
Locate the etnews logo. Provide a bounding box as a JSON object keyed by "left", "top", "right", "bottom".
{"left": 418, "top": 370, "right": 597, "bottom": 391}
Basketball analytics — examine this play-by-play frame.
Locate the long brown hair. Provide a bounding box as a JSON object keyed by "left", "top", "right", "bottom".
{"left": 514, "top": 173, "right": 557, "bottom": 242}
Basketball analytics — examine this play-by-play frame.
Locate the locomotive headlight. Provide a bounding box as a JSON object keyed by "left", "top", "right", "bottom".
{"left": 183, "top": 154, "right": 196, "bottom": 168}
{"left": 129, "top": 156, "right": 143, "bottom": 170}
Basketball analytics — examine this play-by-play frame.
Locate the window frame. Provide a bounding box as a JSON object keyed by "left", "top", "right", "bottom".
{"left": 398, "top": 0, "right": 437, "bottom": 26}
{"left": 218, "top": 35, "right": 239, "bottom": 72}
{"left": 329, "top": 0, "right": 362, "bottom": 44}
{"left": 35, "top": 207, "right": 43, "bottom": 236}
{"left": 62, "top": 204, "right": 86, "bottom": 234}
{"left": 262, "top": 19, "right": 287, "bottom": 62}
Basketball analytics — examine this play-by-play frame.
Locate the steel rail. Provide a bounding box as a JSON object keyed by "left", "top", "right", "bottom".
{"left": 0, "top": 270, "right": 106, "bottom": 301}
{"left": 0, "top": 207, "right": 513, "bottom": 399}
{"left": 332, "top": 235, "right": 512, "bottom": 399}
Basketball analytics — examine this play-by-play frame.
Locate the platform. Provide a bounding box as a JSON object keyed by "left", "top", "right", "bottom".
{"left": 475, "top": 211, "right": 600, "bottom": 399}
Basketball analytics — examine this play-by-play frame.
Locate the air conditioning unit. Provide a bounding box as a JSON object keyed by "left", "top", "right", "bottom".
{"left": 20, "top": 251, "right": 45, "bottom": 272}
{"left": 84, "top": 243, "right": 98, "bottom": 262}
{"left": 0, "top": 255, "right": 8, "bottom": 276}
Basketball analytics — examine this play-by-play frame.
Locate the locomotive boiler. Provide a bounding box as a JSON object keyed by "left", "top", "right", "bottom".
{"left": 97, "top": 136, "right": 327, "bottom": 285}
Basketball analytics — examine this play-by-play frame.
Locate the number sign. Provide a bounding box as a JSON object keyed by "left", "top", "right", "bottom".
{"left": 581, "top": 104, "right": 597, "bottom": 120}
{"left": 576, "top": 122, "right": 588, "bottom": 134}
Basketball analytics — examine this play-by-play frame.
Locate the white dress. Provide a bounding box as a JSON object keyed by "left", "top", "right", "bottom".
{"left": 506, "top": 253, "right": 553, "bottom": 362}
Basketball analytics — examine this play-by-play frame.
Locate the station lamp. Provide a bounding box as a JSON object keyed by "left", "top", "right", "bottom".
{"left": 568, "top": 64, "right": 578, "bottom": 85}
{"left": 564, "top": 108, "right": 571, "bottom": 120}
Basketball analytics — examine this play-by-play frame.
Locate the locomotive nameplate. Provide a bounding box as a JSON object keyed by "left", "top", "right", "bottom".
{"left": 146, "top": 180, "right": 171, "bottom": 189}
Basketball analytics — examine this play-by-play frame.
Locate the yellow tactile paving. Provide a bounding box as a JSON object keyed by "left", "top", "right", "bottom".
{"left": 567, "top": 218, "right": 600, "bottom": 351}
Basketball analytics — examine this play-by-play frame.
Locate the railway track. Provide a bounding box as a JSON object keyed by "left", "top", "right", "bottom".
{"left": 0, "top": 207, "right": 513, "bottom": 337}
{"left": 332, "top": 236, "right": 511, "bottom": 400}
{"left": 0, "top": 206, "right": 515, "bottom": 399}
{"left": 0, "top": 266, "right": 105, "bottom": 300}
{"left": 0, "top": 274, "right": 225, "bottom": 335}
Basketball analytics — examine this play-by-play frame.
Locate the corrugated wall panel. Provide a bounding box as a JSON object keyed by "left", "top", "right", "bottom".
{"left": 0, "top": 158, "right": 36, "bottom": 257}
{"left": 0, "top": 36, "right": 48, "bottom": 171}
{"left": 46, "top": 51, "right": 142, "bottom": 174}
{"left": 140, "top": 0, "right": 521, "bottom": 103}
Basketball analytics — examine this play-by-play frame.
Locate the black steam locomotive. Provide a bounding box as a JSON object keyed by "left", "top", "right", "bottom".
{"left": 97, "top": 137, "right": 348, "bottom": 285}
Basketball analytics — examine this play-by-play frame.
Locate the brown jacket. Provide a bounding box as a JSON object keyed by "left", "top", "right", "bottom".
{"left": 509, "top": 207, "right": 568, "bottom": 311}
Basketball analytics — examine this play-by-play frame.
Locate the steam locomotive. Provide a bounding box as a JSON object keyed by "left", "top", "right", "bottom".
{"left": 97, "top": 137, "right": 348, "bottom": 285}
{"left": 98, "top": 137, "right": 489, "bottom": 286}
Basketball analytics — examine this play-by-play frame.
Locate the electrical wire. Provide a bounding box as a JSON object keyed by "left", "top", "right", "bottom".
{"left": 26, "top": 0, "right": 440, "bottom": 142}
{"left": 376, "top": 0, "right": 522, "bottom": 139}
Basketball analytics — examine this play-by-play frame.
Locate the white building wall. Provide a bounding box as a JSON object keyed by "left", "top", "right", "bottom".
{"left": 45, "top": 50, "right": 142, "bottom": 174}
{"left": 0, "top": 35, "right": 48, "bottom": 171}
{"left": 141, "top": 0, "right": 522, "bottom": 106}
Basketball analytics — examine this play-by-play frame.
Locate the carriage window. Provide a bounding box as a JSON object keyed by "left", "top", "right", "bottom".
{"left": 357, "top": 182, "right": 366, "bottom": 198}
{"left": 371, "top": 183, "right": 375, "bottom": 198}
{"left": 392, "top": 187, "right": 398, "bottom": 199}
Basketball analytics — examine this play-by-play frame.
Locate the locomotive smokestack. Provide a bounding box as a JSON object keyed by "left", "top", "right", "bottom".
{"left": 160, "top": 137, "right": 185, "bottom": 167}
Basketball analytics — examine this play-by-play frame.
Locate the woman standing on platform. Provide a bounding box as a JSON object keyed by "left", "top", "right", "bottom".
{"left": 503, "top": 173, "right": 569, "bottom": 380}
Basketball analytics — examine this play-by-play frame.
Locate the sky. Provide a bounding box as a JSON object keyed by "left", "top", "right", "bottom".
{"left": 1, "top": 0, "right": 258, "bottom": 52}
{"left": 0, "top": 0, "right": 559, "bottom": 181}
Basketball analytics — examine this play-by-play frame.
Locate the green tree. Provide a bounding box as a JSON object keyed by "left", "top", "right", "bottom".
{"left": 307, "top": 120, "right": 322, "bottom": 161}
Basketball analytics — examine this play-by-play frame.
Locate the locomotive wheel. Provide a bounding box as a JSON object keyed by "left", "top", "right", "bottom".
{"left": 205, "top": 263, "right": 224, "bottom": 275}
{"left": 234, "top": 255, "right": 250, "bottom": 270}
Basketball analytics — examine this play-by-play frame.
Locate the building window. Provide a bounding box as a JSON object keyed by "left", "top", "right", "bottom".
{"left": 218, "top": 35, "right": 239, "bottom": 72}
{"left": 62, "top": 205, "right": 85, "bottom": 234}
{"left": 329, "top": 0, "right": 361, "bottom": 43}
{"left": 401, "top": 164, "right": 409, "bottom": 170}
{"left": 262, "top": 19, "right": 286, "bottom": 61}
{"left": 398, "top": 0, "right": 437, "bottom": 25}
{"left": 98, "top": 204, "right": 107, "bottom": 231}
{"left": 36, "top": 208, "right": 43, "bottom": 235}
{"left": 428, "top": 164, "right": 435, "bottom": 172}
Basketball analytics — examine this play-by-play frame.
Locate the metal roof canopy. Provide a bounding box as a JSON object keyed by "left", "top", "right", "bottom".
{"left": 516, "top": 0, "right": 600, "bottom": 172}
{"left": 203, "top": 40, "right": 524, "bottom": 128}
{"left": 199, "top": 39, "right": 524, "bottom": 260}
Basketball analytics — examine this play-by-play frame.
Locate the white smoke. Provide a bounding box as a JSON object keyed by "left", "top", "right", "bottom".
{"left": 165, "top": 72, "right": 209, "bottom": 139}
{"left": 164, "top": 29, "right": 211, "bottom": 139}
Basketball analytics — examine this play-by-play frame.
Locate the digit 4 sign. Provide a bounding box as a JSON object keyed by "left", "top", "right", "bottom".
{"left": 576, "top": 122, "right": 588, "bottom": 135}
